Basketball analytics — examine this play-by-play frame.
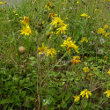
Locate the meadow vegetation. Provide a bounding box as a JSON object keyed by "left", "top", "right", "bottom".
{"left": 0, "top": 0, "right": 110, "bottom": 110}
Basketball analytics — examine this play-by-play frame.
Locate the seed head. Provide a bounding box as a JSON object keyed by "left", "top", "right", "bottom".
{"left": 18, "top": 46, "right": 25, "bottom": 54}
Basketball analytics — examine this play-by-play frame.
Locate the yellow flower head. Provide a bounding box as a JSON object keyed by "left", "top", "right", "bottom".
{"left": 48, "top": 13, "right": 57, "bottom": 19}
{"left": 45, "top": 1, "right": 53, "bottom": 10}
{"left": 107, "top": 69, "right": 110, "bottom": 75}
{"left": 97, "top": 28, "right": 105, "bottom": 35}
{"left": 20, "top": 25, "right": 32, "bottom": 36}
{"left": 80, "top": 13, "right": 90, "bottom": 18}
{"left": 80, "top": 89, "right": 92, "bottom": 99}
{"left": 86, "top": 77, "right": 90, "bottom": 81}
{"left": 0, "top": 2, "right": 3, "bottom": 4}
{"left": 72, "top": 56, "right": 81, "bottom": 65}
{"left": 50, "top": 17, "right": 64, "bottom": 27}
{"left": 19, "top": 17, "right": 23, "bottom": 19}
{"left": 47, "top": 1, "right": 53, "bottom": 8}
{"left": 56, "top": 24, "right": 68, "bottom": 35}
{"left": 13, "top": 10, "right": 16, "bottom": 14}
{"left": 95, "top": 9, "right": 100, "bottom": 12}
{"left": 47, "top": 48, "right": 56, "bottom": 57}
{"left": 49, "top": 13, "right": 54, "bottom": 18}
{"left": 15, "top": 13, "right": 18, "bottom": 16}
{"left": 89, "top": 73, "right": 93, "bottom": 77}
{"left": 20, "top": 16, "right": 29, "bottom": 25}
{"left": 61, "top": 37, "right": 79, "bottom": 53}
{"left": 104, "top": 24, "right": 109, "bottom": 29}
{"left": 104, "top": 32, "right": 110, "bottom": 37}
{"left": 81, "top": 37, "right": 88, "bottom": 43}
{"left": 42, "top": 21, "right": 45, "bottom": 25}
{"left": 38, "top": 43, "right": 47, "bottom": 55}
{"left": 73, "top": 95, "right": 80, "bottom": 102}
{"left": 76, "top": 1, "right": 79, "bottom": 4}
{"left": 83, "top": 67, "right": 90, "bottom": 73}
{"left": 104, "top": 90, "right": 110, "bottom": 98}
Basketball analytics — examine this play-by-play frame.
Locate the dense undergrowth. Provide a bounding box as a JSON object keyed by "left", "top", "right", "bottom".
{"left": 0, "top": 0, "right": 110, "bottom": 110}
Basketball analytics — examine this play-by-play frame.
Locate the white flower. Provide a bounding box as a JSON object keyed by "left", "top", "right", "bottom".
{"left": 63, "top": 35, "right": 68, "bottom": 39}
{"left": 98, "top": 49, "right": 103, "bottom": 55}
{"left": 100, "top": 38, "right": 105, "bottom": 44}
{"left": 90, "top": 41, "right": 95, "bottom": 45}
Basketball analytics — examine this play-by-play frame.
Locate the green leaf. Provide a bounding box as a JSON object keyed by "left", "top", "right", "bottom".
{"left": 0, "top": 98, "right": 13, "bottom": 104}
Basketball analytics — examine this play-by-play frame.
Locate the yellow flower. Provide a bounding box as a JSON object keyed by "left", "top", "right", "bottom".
{"left": 104, "top": 32, "right": 110, "bottom": 37}
{"left": 47, "top": 1, "right": 53, "bottom": 8}
{"left": 72, "top": 56, "right": 81, "bottom": 65}
{"left": 15, "top": 13, "right": 18, "bottom": 16}
{"left": 73, "top": 95, "right": 80, "bottom": 102}
{"left": 50, "top": 17, "right": 64, "bottom": 27}
{"left": 20, "top": 25, "right": 32, "bottom": 36}
{"left": 19, "top": 17, "right": 23, "bottom": 19}
{"left": 83, "top": 67, "right": 90, "bottom": 73}
{"left": 104, "top": 24, "right": 109, "bottom": 29}
{"left": 0, "top": 2, "right": 3, "bottom": 4}
{"left": 49, "top": 13, "right": 54, "bottom": 18}
{"left": 107, "top": 69, "right": 110, "bottom": 75}
{"left": 45, "top": 5, "right": 50, "bottom": 10}
{"left": 48, "top": 13, "right": 57, "bottom": 19}
{"left": 45, "top": 1, "right": 53, "bottom": 10}
{"left": 104, "top": 90, "right": 110, "bottom": 98}
{"left": 95, "top": 9, "right": 100, "bottom": 12}
{"left": 97, "top": 28, "right": 105, "bottom": 35}
{"left": 80, "top": 13, "right": 90, "bottom": 18}
{"left": 56, "top": 24, "right": 68, "bottom": 35}
{"left": 13, "top": 10, "right": 16, "bottom": 14}
{"left": 81, "top": 37, "right": 88, "bottom": 43}
{"left": 47, "top": 48, "right": 56, "bottom": 57}
{"left": 89, "top": 73, "right": 93, "bottom": 77}
{"left": 20, "top": 16, "right": 29, "bottom": 25}
{"left": 80, "top": 89, "right": 92, "bottom": 99}
{"left": 76, "top": 1, "right": 79, "bottom": 4}
{"left": 84, "top": 56, "right": 87, "bottom": 59}
{"left": 42, "top": 21, "right": 45, "bottom": 25}
{"left": 61, "top": 37, "right": 79, "bottom": 53}
{"left": 86, "top": 77, "right": 90, "bottom": 80}
{"left": 38, "top": 43, "right": 47, "bottom": 55}
{"left": 16, "top": 53, "right": 18, "bottom": 56}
